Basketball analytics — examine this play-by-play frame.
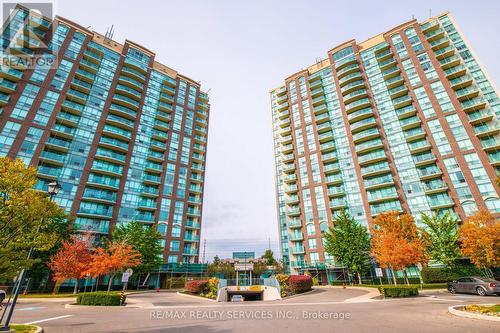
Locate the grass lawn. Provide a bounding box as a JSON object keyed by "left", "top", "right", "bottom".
{"left": 9, "top": 324, "right": 38, "bottom": 333}
{"left": 465, "top": 304, "right": 500, "bottom": 316}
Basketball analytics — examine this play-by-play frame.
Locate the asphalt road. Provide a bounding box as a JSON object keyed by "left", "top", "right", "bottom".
{"left": 6, "top": 288, "right": 499, "bottom": 333}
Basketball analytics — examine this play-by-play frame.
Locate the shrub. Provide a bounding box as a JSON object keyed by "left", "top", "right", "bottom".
{"left": 289, "top": 275, "right": 313, "bottom": 293}
{"left": 275, "top": 274, "right": 289, "bottom": 297}
{"left": 185, "top": 280, "right": 209, "bottom": 294}
{"left": 202, "top": 277, "right": 219, "bottom": 299}
{"left": 378, "top": 286, "right": 418, "bottom": 298}
{"left": 76, "top": 292, "right": 124, "bottom": 306}
{"left": 421, "top": 264, "right": 483, "bottom": 283}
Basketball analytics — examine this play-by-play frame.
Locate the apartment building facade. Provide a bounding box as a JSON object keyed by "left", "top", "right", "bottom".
{"left": 271, "top": 12, "right": 500, "bottom": 279}
{"left": 0, "top": 6, "right": 210, "bottom": 264}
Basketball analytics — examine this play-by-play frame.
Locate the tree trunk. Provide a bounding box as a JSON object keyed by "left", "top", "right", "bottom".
{"left": 52, "top": 280, "right": 61, "bottom": 295}
{"left": 73, "top": 280, "right": 79, "bottom": 294}
{"left": 403, "top": 270, "right": 410, "bottom": 285}
{"left": 107, "top": 274, "right": 115, "bottom": 292}
{"left": 357, "top": 272, "right": 362, "bottom": 285}
{"left": 390, "top": 267, "right": 397, "bottom": 285}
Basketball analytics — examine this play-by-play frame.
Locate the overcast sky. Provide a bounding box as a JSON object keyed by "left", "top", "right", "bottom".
{"left": 56, "top": 0, "right": 500, "bottom": 260}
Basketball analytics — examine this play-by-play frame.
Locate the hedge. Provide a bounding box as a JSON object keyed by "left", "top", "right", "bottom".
{"left": 378, "top": 286, "right": 419, "bottom": 298}
{"left": 185, "top": 280, "right": 209, "bottom": 294}
{"left": 76, "top": 292, "right": 124, "bottom": 306}
{"left": 289, "top": 275, "right": 312, "bottom": 293}
{"left": 421, "top": 264, "right": 484, "bottom": 283}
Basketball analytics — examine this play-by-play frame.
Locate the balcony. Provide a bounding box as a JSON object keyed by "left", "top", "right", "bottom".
{"left": 318, "top": 132, "right": 334, "bottom": 143}
{"left": 290, "top": 246, "right": 305, "bottom": 255}
{"left": 335, "top": 56, "right": 357, "bottom": 71}
{"left": 95, "top": 147, "right": 126, "bottom": 164}
{"left": 413, "top": 152, "right": 436, "bottom": 167}
{"left": 325, "top": 174, "right": 342, "bottom": 185}
{"left": 361, "top": 162, "right": 391, "bottom": 178}
{"left": 357, "top": 149, "right": 386, "bottom": 166}
{"left": 312, "top": 95, "right": 326, "bottom": 107}
{"left": 350, "top": 117, "right": 377, "bottom": 133}
{"left": 348, "top": 107, "right": 373, "bottom": 124}
{"left": 345, "top": 98, "right": 371, "bottom": 114}
{"left": 39, "top": 150, "right": 66, "bottom": 166}
{"left": 385, "top": 75, "right": 404, "bottom": 89}
{"left": 115, "top": 83, "right": 143, "bottom": 101}
{"left": 189, "top": 185, "right": 203, "bottom": 194}
{"left": 396, "top": 105, "right": 417, "bottom": 119}
{"left": 461, "top": 97, "right": 487, "bottom": 113}
{"left": 150, "top": 140, "right": 167, "bottom": 151}
{"left": 158, "top": 101, "right": 173, "bottom": 113}
{"left": 286, "top": 207, "right": 301, "bottom": 217}
{"left": 425, "top": 28, "right": 446, "bottom": 42}
{"left": 106, "top": 113, "right": 135, "bottom": 130}
{"left": 316, "top": 122, "right": 331, "bottom": 134}
{"left": 282, "top": 163, "right": 295, "bottom": 174}
{"left": 284, "top": 174, "right": 297, "bottom": 183}
{"left": 142, "top": 186, "right": 160, "bottom": 197}
{"left": 418, "top": 166, "right": 443, "bottom": 181}
{"left": 285, "top": 195, "right": 299, "bottom": 205}
{"left": 143, "top": 173, "right": 161, "bottom": 184}
{"left": 113, "top": 93, "right": 140, "bottom": 110}
{"left": 77, "top": 207, "right": 113, "bottom": 219}
{"left": 330, "top": 199, "right": 347, "bottom": 210}
{"left": 393, "top": 94, "right": 413, "bottom": 110}
{"left": 322, "top": 152, "right": 337, "bottom": 163}
{"left": 121, "top": 66, "right": 146, "bottom": 83}
{"left": 282, "top": 153, "right": 295, "bottom": 163}
{"left": 408, "top": 140, "right": 432, "bottom": 154}
{"left": 275, "top": 86, "right": 287, "bottom": 96}
{"left": 187, "top": 208, "right": 202, "bottom": 217}
{"left": 481, "top": 138, "right": 500, "bottom": 151}
{"left": 375, "top": 49, "right": 392, "bottom": 62}
{"left": 423, "top": 180, "right": 448, "bottom": 194}
{"left": 421, "top": 20, "right": 440, "bottom": 34}
{"left": 327, "top": 186, "right": 345, "bottom": 197}
{"left": 56, "top": 111, "right": 79, "bottom": 127}
{"left": 444, "top": 64, "right": 467, "bottom": 79}
{"left": 37, "top": 165, "right": 61, "bottom": 179}
{"left": 162, "top": 84, "right": 176, "bottom": 96}
{"left": 434, "top": 45, "right": 456, "bottom": 60}
{"left": 341, "top": 79, "right": 365, "bottom": 95}
{"left": 309, "top": 79, "right": 322, "bottom": 91}
{"left": 320, "top": 141, "right": 336, "bottom": 153}
{"left": 313, "top": 103, "right": 328, "bottom": 115}
{"left": 353, "top": 128, "right": 380, "bottom": 143}
{"left": 285, "top": 184, "right": 298, "bottom": 194}
{"left": 449, "top": 75, "right": 473, "bottom": 90}
{"left": 186, "top": 220, "right": 201, "bottom": 229}
{"left": 281, "top": 134, "right": 292, "bottom": 144}
{"left": 45, "top": 137, "right": 71, "bottom": 152}
{"left": 339, "top": 72, "right": 363, "bottom": 87}
{"left": 277, "top": 101, "right": 289, "bottom": 112}
{"left": 184, "top": 234, "right": 200, "bottom": 242}
{"left": 183, "top": 248, "right": 199, "bottom": 256}
{"left": 280, "top": 126, "right": 292, "bottom": 136}
{"left": 83, "top": 50, "right": 102, "bottom": 64}
{"left": 404, "top": 127, "right": 426, "bottom": 142}
{"left": 364, "top": 176, "right": 394, "bottom": 190}
{"left": 455, "top": 86, "right": 479, "bottom": 101}
{"left": 288, "top": 232, "right": 304, "bottom": 241}
{"left": 287, "top": 219, "right": 302, "bottom": 229}
{"left": 276, "top": 93, "right": 289, "bottom": 104}
{"left": 323, "top": 163, "right": 341, "bottom": 176}
{"left": 474, "top": 124, "right": 500, "bottom": 138}
{"left": 118, "top": 75, "right": 143, "bottom": 91}
{"left": 336, "top": 63, "right": 359, "bottom": 79}
{"left": 468, "top": 110, "right": 494, "bottom": 125}
{"left": 388, "top": 84, "right": 408, "bottom": 100}
{"left": 439, "top": 54, "right": 462, "bottom": 70}
{"left": 109, "top": 103, "right": 137, "bottom": 120}
{"left": 51, "top": 124, "right": 75, "bottom": 139}
{"left": 315, "top": 112, "right": 329, "bottom": 124}
{"left": 367, "top": 191, "right": 400, "bottom": 204}
{"left": 382, "top": 66, "right": 400, "bottom": 80}
{"left": 102, "top": 124, "right": 131, "bottom": 141}
{"left": 400, "top": 116, "right": 421, "bottom": 130}
{"left": 0, "top": 68, "right": 23, "bottom": 81}
{"left": 379, "top": 57, "right": 397, "bottom": 71}
{"left": 74, "top": 68, "right": 96, "bottom": 83}
{"left": 344, "top": 89, "right": 368, "bottom": 104}
{"left": 355, "top": 139, "right": 384, "bottom": 155}
{"left": 0, "top": 79, "right": 16, "bottom": 93}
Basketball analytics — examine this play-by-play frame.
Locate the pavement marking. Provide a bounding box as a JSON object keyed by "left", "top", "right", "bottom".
{"left": 25, "top": 315, "right": 73, "bottom": 325}
{"left": 18, "top": 306, "right": 46, "bottom": 311}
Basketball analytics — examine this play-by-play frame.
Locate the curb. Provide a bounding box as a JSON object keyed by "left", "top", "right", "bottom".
{"left": 281, "top": 288, "right": 317, "bottom": 300}
{"left": 35, "top": 325, "right": 43, "bottom": 333}
{"left": 448, "top": 304, "right": 500, "bottom": 322}
{"left": 176, "top": 292, "right": 216, "bottom": 302}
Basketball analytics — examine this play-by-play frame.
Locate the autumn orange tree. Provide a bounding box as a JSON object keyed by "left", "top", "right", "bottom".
{"left": 86, "top": 241, "right": 141, "bottom": 291}
{"left": 371, "top": 211, "right": 427, "bottom": 285}
{"left": 48, "top": 235, "right": 92, "bottom": 294}
{"left": 459, "top": 210, "right": 500, "bottom": 271}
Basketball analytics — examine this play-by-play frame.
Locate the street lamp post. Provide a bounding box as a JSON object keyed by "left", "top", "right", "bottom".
{"left": 1, "top": 181, "right": 61, "bottom": 331}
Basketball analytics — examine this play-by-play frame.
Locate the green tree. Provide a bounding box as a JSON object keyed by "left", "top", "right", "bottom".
{"left": 323, "top": 210, "right": 371, "bottom": 284}
{"left": 261, "top": 249, "right": 278, "bottom": 266}
{"left": 0, "top": 157, "right": 67, "bottom": 281}
{"left": 420, "top": 211, "right": 460, "bottom": 267}
{"left": 112, "top": 221, "right": 163, "bottom": 282}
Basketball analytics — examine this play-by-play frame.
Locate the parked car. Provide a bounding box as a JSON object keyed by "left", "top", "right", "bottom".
{"left": 447, "top": 277, "right": 500, "bottom": 296}
{"left": 231, "top": 295, "right": 245, "bottom": 302}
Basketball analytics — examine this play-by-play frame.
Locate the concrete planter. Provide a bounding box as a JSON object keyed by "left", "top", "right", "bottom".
{"left": 448, "top": 304, "right": 500, "bottom": 322}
